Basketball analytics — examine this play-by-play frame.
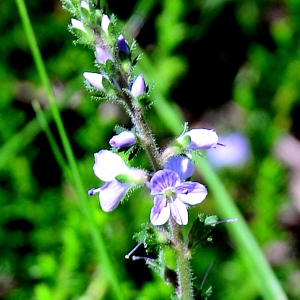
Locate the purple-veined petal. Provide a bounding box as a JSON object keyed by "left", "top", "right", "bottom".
{"left": 176, "top": 182, "right": 207, "bottom": 205}
{"left": 83, "top": 72, "right": 104, "bottom": 90}
{"left": 150, "top": 170, "right": 180, "bottom": 194}
{"left": 131, "top": 74, "right": 146, "bottom": 97}
{"left": 101, "top": 14, "right": 110, "bottom": 34}
{"left": 96, "top": 46, "right": 112, "bottom": 64}
{"left": 164, "top": 155, "right": 194, "bottom": 181}
{"left": 93, "top": 150, "right": 129, "bottom": 181}
{"left": 185, "top": 129, "right": 218, "bottom": 149}
{"left": 109, "top": 131, "right": 136, "bottom": 148}
{"left": 71, "top": 18, "right": 87, "bottom": 33}
{"left": 170, "top": 199, "right": 188, "bottom": 225}
{"left": 99, "top": 181, "right": 129, "bottom": 212}
{"left": 150, "top": 196, "right": 170, "bottom": 225}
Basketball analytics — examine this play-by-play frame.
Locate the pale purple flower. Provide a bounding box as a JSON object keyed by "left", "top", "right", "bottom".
{"left": 131, "top": 74, "right": 146, "bottom": 97}
{"left": 101, "top": 14, "right": 110, "bottom": 35}
{"left": 206, "top": 132, "right": 250, "bottom": 168}
{"left": 83, "top": 72, "right": 104, "bottom": 90}
{"left": 88, "top": 150, "right": 147, "bottom": 212}
{"left": 71, "top": 18, "right": 87, "bottom": 34}
{"left": 96, "top": 46, "right": 112, "bottom": 64}
{"left": 184, "top": 129, "right": 219, "bottom": 149}
{"left": 149, "top": 156, "right": 207, "bottom": 225}
{"left": 117, "top": 35, "right": 130, "bottom": 55}
{"left": 109, "top": 131, "right": 136, "bottom": 149}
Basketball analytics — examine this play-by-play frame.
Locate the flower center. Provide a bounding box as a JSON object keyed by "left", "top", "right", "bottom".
{"left": 164, "top": 187, "right": 176, "bottom": 201}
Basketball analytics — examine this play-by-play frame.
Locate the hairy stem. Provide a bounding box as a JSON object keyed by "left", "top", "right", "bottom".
{"left": 132, "top": 107, "right": 163, "bottom": 170}
{"left": 128, "top": 93, "right": 193, "bottom": 299}
{"left": 169, "top": 218, "right": 194, "bottom": 300}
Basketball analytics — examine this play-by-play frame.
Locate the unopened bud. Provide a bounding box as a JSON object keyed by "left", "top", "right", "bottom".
{"left": 131, "top": 74, "right": 146, "bottom": 98}
{"left": 109, "top": 131, "right": 136, "bottom": 149}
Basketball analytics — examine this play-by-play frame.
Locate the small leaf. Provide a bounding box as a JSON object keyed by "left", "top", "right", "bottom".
{"left": 133, "top": 223, "right": 170, "bottom": 254}
{"left": 188, "top": 214, "right": 218, "bottom": 251}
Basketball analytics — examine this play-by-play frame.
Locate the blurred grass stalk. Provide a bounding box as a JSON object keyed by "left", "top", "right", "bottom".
{"left": 15, "top": 0, "right": 125, "bottom": 299}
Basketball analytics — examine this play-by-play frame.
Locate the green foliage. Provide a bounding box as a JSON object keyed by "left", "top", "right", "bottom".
{"left": 188, "top": 214, "right": 217, "bottom": 252}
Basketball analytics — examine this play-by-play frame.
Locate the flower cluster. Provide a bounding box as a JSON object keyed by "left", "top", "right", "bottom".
{"left": 63, "top": 1, "right": 230, "bottom": 298}
{"left": 88, "top": 128, "right": 219, "bottom": 225}
{"left": 67, "top": 0, "right": 221, "bottom": 226}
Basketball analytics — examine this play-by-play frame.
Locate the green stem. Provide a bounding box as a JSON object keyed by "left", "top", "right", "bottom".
{"left": 128, "top": 89, "right": 192, "bottom": 300}
{"left": 169, "top": 218, "right": 194, "bottom": 300}
{"left": 132, "top": 107, "right": 163, "bottom": 170}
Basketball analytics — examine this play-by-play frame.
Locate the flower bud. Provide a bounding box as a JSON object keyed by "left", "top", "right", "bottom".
{"left": 71, "top": 18, "right": 87, "bottom": 34}
{"left": 117, "top": 35, "right": 130, "bottom": 55}
{"left": 131, "top": 74, "right": 146, "bottom": 98}
{"left": 109, "top": 131, "right": 136, "bottom": 149}
{"left": 80, "top": 0, "right": 89, "bottom": 10}
{"left": 95, "top": 46, "right": 112, "bottom": 64}
{"left": 101, "top": 14, "right": 110, "bottom": 35}
{"left": 183, "top": 129, "right": 218, "bottom": 149}
{"left": 83, "top": 72, "right": 104, "bottom": 90}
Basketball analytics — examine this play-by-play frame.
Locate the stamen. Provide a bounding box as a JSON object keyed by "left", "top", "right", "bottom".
{"left": 209, "top": 218, "right": 238, "bottom": 225}
{"left": 125, "top": 240, "right": 144, "bottom": 259}
{"left": 200, "top": 261, "right": 215, "bottom": 290}
{"left": 132, "top": 255, "right": 154, "bottom": 262}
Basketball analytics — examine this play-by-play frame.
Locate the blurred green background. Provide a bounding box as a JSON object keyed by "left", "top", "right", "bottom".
{"left": 1, "top": 0, "right": 300, "bottom": 299}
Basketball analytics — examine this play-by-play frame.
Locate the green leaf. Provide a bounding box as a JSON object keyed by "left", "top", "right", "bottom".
{"left": 188, "top": 214, "right": 218, "bottom": 252}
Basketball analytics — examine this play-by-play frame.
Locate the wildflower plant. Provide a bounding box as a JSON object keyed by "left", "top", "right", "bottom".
{"left": 60, "top": 0, "right": 232, "bottom": 298}
{"left": 13, "top": 0, "right": 291, "bottom": 298}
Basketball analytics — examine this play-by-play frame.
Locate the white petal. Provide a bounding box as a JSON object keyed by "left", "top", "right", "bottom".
{"left": 170, "top": 199, "right": 188, "bottom": 225}
{"left": 101, "top": 14, "right": 110, "bottom": 34}
{"left": 99, "top": 181, "right": 129, "bottom": 212}
{"left": 150, "top": 197, "right": 170, "bottom": 225}
{"left": 93, "top": 150, "right": 130, "bottom": 181}
{"left": 176, "top": 182, "right": 207, "bottom": 205}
